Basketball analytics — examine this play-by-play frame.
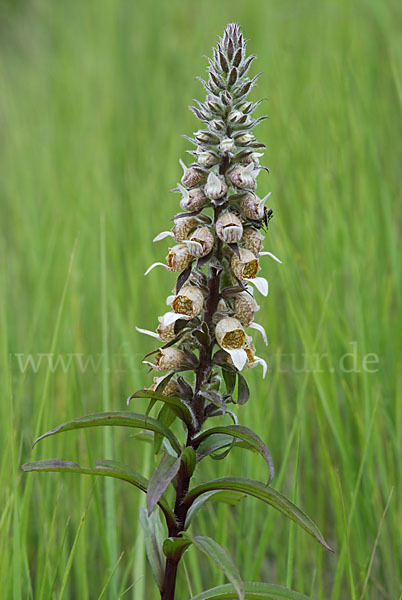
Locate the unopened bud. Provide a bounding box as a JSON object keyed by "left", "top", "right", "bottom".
{"left": 216, "top": 212, "right": 243, "bottom": 243}
{"left": 217, "top": 298, "right": 228, "bottom": 311}
{"left": 237, "top": 101, "right": 253, "bottom": 113}
{"left": 172, "top": 285, "right": 204, "bottom": 317}
{"left": 149, "top": 377, "right": 181, "bottom": 396}
{"left": 204, "top": 172, "right": 227, "bottom": 200}
{"left": 229, "top": 163, "right": 257, "bottom": 190}
{"left": 231, "top": 248, "right": 260, "bottom": 280}
{"left": 166, "top": 244, "right": 193, "bottom": 272}
{"left": 235, "top": 132, "right": 254, "bottom": 145}
{"left": 241, "top": 152, "right": 264, "bottom": 167}
{"left": 210, "top": 119, "right": 225, "bottom": 132}
{"left": 172, "top": 216, "right": 198, "bottom": 242}
{"left": 219, "top": 137, "right": 235, "bottom": 154}
{"left": 197, "top": 150, "right": 219, "bottom": 168}
{"left": 180, "top": 160, "right": 205, "bottom": 188}
{"left": 151, "top": 348, "right": 186, "bottom": 372}
{"left": 195, "top": 130, "right": 220, "bottom": 144}
{"left": 185, "top": 227, "right": 214, "bottom": 257}
{"left": 242, "top": 227, "right": 264, "bottom": 254}
{"left": 228, "top": 110, "right": 244, "bottom": 124}
{"left": 215, "top": 317, "right": 246, "bottom": 349}
{"left": 234, "top": 291, "right": 260, "bottom": 326}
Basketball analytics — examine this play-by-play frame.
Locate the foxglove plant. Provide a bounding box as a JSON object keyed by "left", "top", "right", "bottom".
{"left": 23, "top": 24, "right": 332, "bottom": 600}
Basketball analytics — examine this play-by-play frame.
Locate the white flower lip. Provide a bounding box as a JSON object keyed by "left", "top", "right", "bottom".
{"left": 254, "top": 356, "right": 268, "bottom": 378}
{"left": 245, "top": 276, "right": 269, "bottom": 296}
{"left": 158, "top": 311, "right": 191, "bottom": 327}
{"left": 144, "top": 262, "right": 169, "bottom": 276}
{"left": 153, "top": 231, "right": 174, "bottom": 242}
{"left": 260, "top": 251, "right": 282, "bottom": 264}
{"left": 226, "top": 348, "right": 248, "bottom": 371}
{"left": 249, "top": 322, "right": 268, "bottom": 345}
{"left": 184, "top": 239, "right": 204, "bottom": 257}
{"left": 136, "top": 326, "right": 160, "bottom": 339}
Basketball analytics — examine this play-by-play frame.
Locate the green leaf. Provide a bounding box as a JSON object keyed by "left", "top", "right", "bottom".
{"left": 222, "top": 369, "right": 236, "bottom": 395}
{"left": 183, "top": 477, "right": 333, "bottom": 552}
{"left": 163, "top": 535, "right": 192, "bottom": 561}
{"left": 32, "top": 411, "right": 182, "bottom": 455}
{"left": 139, "top": 507, "right": 166, "bottom": 591}
{"left": 182, "top": 533, "right": 244, "bottom": 600}
{"left": 185, "top": 490, "right": 244, "bottom": 528}
{"left": 189, "top": 581, "right": 312, "bottom": 599}
{"left": 154, "top": 405, "right": 176, "bottom": 454}
{"left": 147, "top": 452, "right": 181, "bottom": 516}
{"left": 21, "top": 458, "right": 177, "bottom": 528}
{"left": 194, "top": 425, "right": 274, "bottom": 484}
{"left": 237, "top": 374, "right": 250, "bottom": 405}
{"left": 129, "top": 389, "right": 195, "bottom": 426}
{"left": 181, "top": 446, "right": 197, "bottom": 478}
{"left": 196, "top": 434, "right": 234, "bottom": 461}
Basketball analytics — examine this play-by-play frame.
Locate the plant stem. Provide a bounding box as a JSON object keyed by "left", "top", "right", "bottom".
{"left": 161, "top": 122, "right": 230, "bottom": 600}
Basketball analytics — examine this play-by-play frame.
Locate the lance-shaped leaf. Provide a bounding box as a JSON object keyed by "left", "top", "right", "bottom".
{"left": 185, "top": 490, "right": 245, "bottom": 528}
{"left": 139, "top": 507, "right": 166, "bottom": 591}
{"left": 147, "top": 451, "right": 181, "bottom": 516}
{"left": 21, "top": 459, "right": 177, "bottom": 528}
{"left": 32, "top": 411, "right": 182, "bottom": 455}
{"left": 193, "top": 425, "right": 274, "bottom": 484}
{"left": 181, "top": 533, "right": 244, "bottom": 600}
{"left": 189, "top": 581, "right": 312, "bottom": 599}
{"left": 183, "top": 477, "right": 333, "bottom": 551}
{"left": 128, "top": 389, "right": 195, "bottom": 426}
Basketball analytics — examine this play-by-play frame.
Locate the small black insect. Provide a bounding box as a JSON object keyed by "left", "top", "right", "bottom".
{"left": 263, "top": 207, "right": 274, "bottom": 229}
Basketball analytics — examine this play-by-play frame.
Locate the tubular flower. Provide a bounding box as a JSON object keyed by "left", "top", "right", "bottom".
{"left": 229, "top": 163, "right": 258, "bottom": 190}
{"left": 149, "top": 377, "right": 181, "bottom": 396}
{"left": 231, "top": 248, "right": 260, "bottom": 279}
{"left": 240, "top": 192, "right": 271, "bottom": 220}
{"left": 143, "top": 347, "right": 186, "bottom": 372}
{"left": 215, "top": 317, "right": 248, "bottom": 371}
{"left": 204, "top": 172, "right": 227, "bottom": 200}
{"left": 180, "top": 159, "right": 205, "bottom": 188}
{"left": 215, "top": 317, "right": 246, "bottom": 349}
{"left": 185, "top": 226, "right": 214, "bottom": 257}
{"left": 172, "top": 216, "right": 199, "bottom": 242}
{"left": 224, "top": 335, "right": 267, "bottom": 377}
{"left": 216, "top": 212, "right": 243, "bottom": 243}
{"left": 171, "top": 285, "right": 204, "bottom": 318}
{"left": 234, "top": 290, "right": 260, "bottom": 326}
{"left": 242, "top": 227, "right": 264, "bottom": 255}
{"left": 178, "top": 184, "right": 207, "bottom": 212}
{"left": 156, "top": 318, "right": 177, "bottom": 342}
{"left": 166, "top": 244, "right": 193, "bottom": 272}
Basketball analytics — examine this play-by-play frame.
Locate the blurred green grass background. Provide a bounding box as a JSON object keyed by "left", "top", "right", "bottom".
{"left": 1, "top": 0, "right": 400, "bottom": 598}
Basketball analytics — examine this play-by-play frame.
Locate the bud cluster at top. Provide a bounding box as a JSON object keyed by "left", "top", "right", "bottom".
{"left": 140, "top": 23, "right": 281, "bottom": 428}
